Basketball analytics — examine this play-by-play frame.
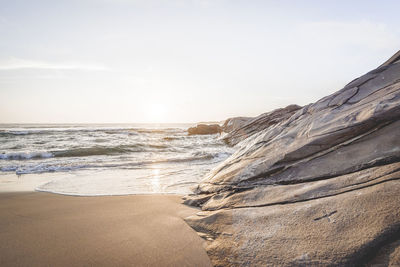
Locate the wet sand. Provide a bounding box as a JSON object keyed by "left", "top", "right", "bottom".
{"left": 0, "top": 192, "right": 212, "bottom": 266}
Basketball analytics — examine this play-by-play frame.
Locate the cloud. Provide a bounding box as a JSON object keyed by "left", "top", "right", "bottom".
{"left": 0, "top": 57, "right": 110, "bottom": 71}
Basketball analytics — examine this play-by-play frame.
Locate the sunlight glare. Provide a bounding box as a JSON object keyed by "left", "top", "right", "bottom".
{"left": 146, "top": 103, "right": 168, "bottom": 123}
{"left": 151, "top": 168, "right": 161, "bottom": 192}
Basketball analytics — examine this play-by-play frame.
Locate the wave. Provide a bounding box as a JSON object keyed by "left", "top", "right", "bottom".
{"left": 130, "top": 151, "right": 231, "bottom": 165}
{"left": 0, "top": 152, "right": 53, "bottom": 160}
{"left": 0, "top": 131, "right": 31, "bottom": 136}
{"left": 5, "top": 165, "right": 87, "bottom": 175}
{"left": 135, "top": 128, "right": 184, "bottom": 134}
{"left": 0, "top": 143, "right": 172, "bottom": 160}
{"left": 147, "top": 154, "right": 214, "bottom": 164}
{"left": 162, "top": 135, "right": 188, "bottom": 141}
{"left": 0, "top": 129, "right": 132, "bottom": 136}
{"left": 163, "top": 136, "right": 178, "bottom": 141}
{"left": 0, "top": 150, "right": 232, "bottom": 175}
{"left": 53, "top": 146, "right": 139, "bottom": 158}
{"left": 0, "top": 127, "right": 185, "bottom": 137}
{"left": 55, "top": 144, "right": 170, "bottom": 157}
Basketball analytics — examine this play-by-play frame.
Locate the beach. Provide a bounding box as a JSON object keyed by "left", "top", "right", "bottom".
{"left": 0, "top": 124, "right": 219, "bottom": 266}
{"left": 0, "top": 192, "right": 212, "bottom": 266}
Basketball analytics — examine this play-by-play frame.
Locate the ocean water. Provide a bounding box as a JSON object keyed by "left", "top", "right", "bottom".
{"left": 0, "top": 124, "right": 234, "bottom": 195}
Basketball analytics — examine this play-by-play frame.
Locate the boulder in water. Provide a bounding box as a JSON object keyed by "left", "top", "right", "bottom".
{"left": 188, "top": 124, "right": 222, "bottom": 135}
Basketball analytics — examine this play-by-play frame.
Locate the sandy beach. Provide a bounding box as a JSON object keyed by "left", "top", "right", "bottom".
{"left": 0, "top": 192, "right": 211, "bottom": 267}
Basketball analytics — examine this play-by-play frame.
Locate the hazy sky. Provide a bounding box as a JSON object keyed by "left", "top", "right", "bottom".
{"left": 1, "top": 0, "right": 399, "bottom": 123}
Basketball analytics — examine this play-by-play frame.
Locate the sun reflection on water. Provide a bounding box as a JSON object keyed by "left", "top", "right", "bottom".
{"left": 151, "top": 168, "right": 161, "bottom": 192}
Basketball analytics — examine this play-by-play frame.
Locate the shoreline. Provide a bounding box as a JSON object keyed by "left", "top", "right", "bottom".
{"left": 0, "top": 170, "right": 200, "bottom": 196}
{"left": 0, "top": 191, "right": 211, "bottom": 266}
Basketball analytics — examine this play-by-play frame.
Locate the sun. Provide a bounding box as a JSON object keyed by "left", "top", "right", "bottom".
{"left": 146, "top": 103, "right": 168, "bottom": 123}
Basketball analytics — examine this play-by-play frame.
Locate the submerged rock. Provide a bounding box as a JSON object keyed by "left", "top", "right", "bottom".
{"left": 184, "top": 50, "right": 400, "bottom": 266}
{"left": 188, "top": 124, "right": 222, "bottom": 135}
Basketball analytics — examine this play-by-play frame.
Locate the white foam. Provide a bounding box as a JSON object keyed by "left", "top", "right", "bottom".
{"left": 15, "top": 165, "right": 83, "bottom": 175}
{"left": 8, "top": 131, "right": 30, "bottom": 135}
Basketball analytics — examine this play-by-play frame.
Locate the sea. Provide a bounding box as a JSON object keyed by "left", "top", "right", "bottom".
{"left": 0, "top": 124, "right": 234, "bottom": 196}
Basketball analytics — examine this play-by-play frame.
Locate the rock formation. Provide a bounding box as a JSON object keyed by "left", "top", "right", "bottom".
{"left": 222, "top": 104, "right": 301, "bottom": 146}
{"left": 184, "top": 50, "right": 400, "bottom": 266}
{"left": 188, "top": 124, "right": 222, "bottom": 135}
{"left": 221, "top": 117, "right": 252, "bottom": 134}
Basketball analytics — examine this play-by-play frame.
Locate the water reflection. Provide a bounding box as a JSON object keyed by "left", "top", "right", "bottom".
{"left": 151, "top": 168, "right": 161, "bottom": 192}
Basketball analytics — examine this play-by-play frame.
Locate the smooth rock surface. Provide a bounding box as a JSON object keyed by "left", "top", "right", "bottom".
{"left": 222, "top": 104, "right": 301, "bottom": 146}
{"left": 221, "top": 117, "right": 252, "bottom": 133}
{"left": 184, "top": 51, "right": 400, "bottom": 266}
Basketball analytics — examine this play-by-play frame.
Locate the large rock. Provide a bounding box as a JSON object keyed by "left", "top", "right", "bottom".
{"left": 184, "top": 50, "right": 400, "bottom": 266}
{"left": 222, "top": 104, "right": 301, "bottom": 146}
{"left": 221, "top": 117, "right": 252, "bottom": 134}
{"left": 188, "top": 124, "right": 222, "bottom": 135}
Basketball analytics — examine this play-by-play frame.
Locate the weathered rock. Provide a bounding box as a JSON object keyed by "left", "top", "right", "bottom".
{"left": 367, "top": 238, "right": 400, "bottom": 267}
{"left": 222, "top": 104, "right": 301, "bottom": 146}
{"left": 184, "top": 50, "right": 400, "bottom": 266}
{"left": 188, "top": 124, "right": 222, "bottom": 135}
{"left": 221, "top": 117, "right": 252, "bottom": 133}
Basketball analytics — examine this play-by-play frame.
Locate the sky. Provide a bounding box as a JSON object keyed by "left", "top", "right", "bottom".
{"left": 0, "top": 0, "right": 399, "bottom": 123}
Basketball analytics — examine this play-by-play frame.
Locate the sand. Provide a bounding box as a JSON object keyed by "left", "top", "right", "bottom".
{"left": 0, "top": 192, "right": 212, "bottom": 267}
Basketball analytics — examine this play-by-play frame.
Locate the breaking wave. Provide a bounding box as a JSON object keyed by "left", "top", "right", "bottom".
{"left": 0, "top": 144, "right": 173, "bottom": 160}
{"left": 0, "top": 152, "right": 53, "bottom": 160}
{"left": 1, "top": 151, "right": 229, "bottom": 175}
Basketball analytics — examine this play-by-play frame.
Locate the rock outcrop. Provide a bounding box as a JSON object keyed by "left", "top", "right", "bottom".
{"left": 221, "top": 117, "right": 252, "bottom": 134}
{"left": 184, "top": 50, "right": 400, "bottom": 266}
{"left": 188, "top": 124, "right": 222, "bottom": 135}
{"left": 222, "top": 104, "right": 301, "bottom": 146}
